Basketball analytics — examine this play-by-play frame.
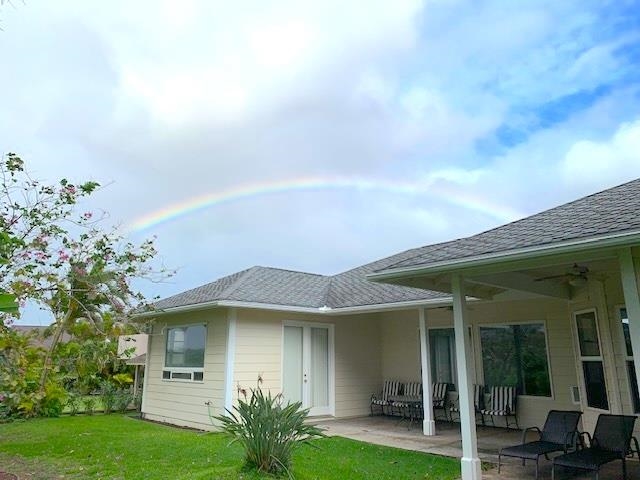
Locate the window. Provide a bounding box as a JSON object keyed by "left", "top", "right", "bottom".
{"left": 575, "top": 310, "right": 608, "bottom": 410}
{"left": 480, "top": 323, "right": 551, "bottom": 397}
{"left": 163, "top": 324, "right": 206, "bottom": 381}
{"left": 620, "top": 307, "right": 640, "bottom": 413}
{"left": 429, "top": 328, "right": 457, "bottom": 389}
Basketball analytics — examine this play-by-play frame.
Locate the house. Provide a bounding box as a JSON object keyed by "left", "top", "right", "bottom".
{"left": 117, "top": 334, "right": 148, "bottom": 395}
{"left": 139, "top": 178, "right": 640, "bottom": 480}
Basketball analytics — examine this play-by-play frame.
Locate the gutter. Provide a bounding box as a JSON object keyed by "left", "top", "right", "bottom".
{"left": 134, "top": 297, "right": 454, "bottom": 320}
{"left": 367, "top": 230, "right": 640, "bottom": 282}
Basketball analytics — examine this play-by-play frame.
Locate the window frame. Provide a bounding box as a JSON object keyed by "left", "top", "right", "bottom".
{"left": 162, "top": 323, "right": 207, "bottom": 383}
{"left": 572, "top": 308, "right": 610, "bottom": 412}
{"left": 478, "top": 319, "right": 554, "bottom": 399}
{"left": 617, "top": 305, "right": 640, "bottom": 414}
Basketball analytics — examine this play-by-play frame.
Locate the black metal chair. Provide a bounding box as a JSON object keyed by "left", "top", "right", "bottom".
{"left": 498, "top": 410, "right": 582, "bottom": 480}
{"left": 552, "top": 414, "right": 637, "bottom": 480}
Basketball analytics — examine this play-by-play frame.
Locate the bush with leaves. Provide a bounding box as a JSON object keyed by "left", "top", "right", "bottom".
{"left": 100, "top": 380, "right": 117, "bottom": 414}
{"left": 214, "top": 377, "right": 325, "bottom": 477}
{"left": 0, "top": 326, "right": 67, "bottom": 419}
{"left": 83, "top": 396, "right": 96, "bottom": 415}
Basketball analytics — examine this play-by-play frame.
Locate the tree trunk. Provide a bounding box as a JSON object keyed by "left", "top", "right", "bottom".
{"left": 39, "top": 309, "right": 72, "bottom": 391}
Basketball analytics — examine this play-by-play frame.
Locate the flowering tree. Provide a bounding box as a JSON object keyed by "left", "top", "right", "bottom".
{"left": 0, "top": 153, "right": 167, "bottom": 393}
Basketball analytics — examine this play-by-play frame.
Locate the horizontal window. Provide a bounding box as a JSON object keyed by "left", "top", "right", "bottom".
{"left": 161, "top": 370, "right": 204, "bottom": 382}
{"left": 165, "top": 324, "right": 206, "bottom": 368}
{"left": 480, "top": 323, "right": 551, "bottom": 397}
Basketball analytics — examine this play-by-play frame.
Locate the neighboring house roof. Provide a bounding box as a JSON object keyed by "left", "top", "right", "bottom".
{"left": 375, "top": 178, "right": 640, "bottom": 274}
{"left": 12, "top": 325, "right": 72, "bottom": 349}
{"left": 151, "top": 178, "right": 640, "bottom": 314}
{"left": 126, "top": 353, "right": 147, "bottom": 366}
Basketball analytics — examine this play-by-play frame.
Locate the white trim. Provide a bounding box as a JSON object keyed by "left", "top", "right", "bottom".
{"left": 135, "top": 298, "right": 455, "bottom": 319}
{"left": 571, "top": 308, "right": 611, "bottom": 413}
{"left": 368, "top": 230, "right": 640, "bottom": 281}
{"left": 141, "top": 331, "right": 152, "bottom": 414}
{"left": 618, "top": 248, "right": 640, "bottom": 416}
{"left": 282, "top": 320, "right": 336, "bottom": 417}
{"left": 224, "top": 308, "right": 237, "bottom": 412}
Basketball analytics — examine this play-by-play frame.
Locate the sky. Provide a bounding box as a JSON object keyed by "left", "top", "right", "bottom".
{"left": 2, "top": 0, "right": 640, "bottom": 325}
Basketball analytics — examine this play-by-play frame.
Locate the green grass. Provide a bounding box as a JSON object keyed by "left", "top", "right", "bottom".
{"left": 0, "top": 415, "right": 461, "bottom": 480}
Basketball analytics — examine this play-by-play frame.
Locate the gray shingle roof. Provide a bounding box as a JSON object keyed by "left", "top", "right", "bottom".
{"left": 154, "top": 178, "right": 640, "bottom": 312}
{"left": 382, "top": 178, "right": 640, "bottom": 272}
{"left": 153, "top": 253, "right": 450, "bottom": 312}
{"left": 153, "top": 267, "right": 331, "bottom": 310}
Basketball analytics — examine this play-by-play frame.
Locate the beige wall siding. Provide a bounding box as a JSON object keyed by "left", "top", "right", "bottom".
{"left": 142, "top": 309, "right": 227, "bottom": 430}
{"left": 233, "top": 309, "right": 382, "bottom": 418}
{"left": 379, "top": 310, "right": 420, "bottom": 381}
{"left": 377, "top": 299, "right": 579, "bottom": 429}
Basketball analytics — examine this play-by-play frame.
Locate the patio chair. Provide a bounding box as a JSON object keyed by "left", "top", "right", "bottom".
{"left": 390, "top": 381, "right": 422, "bottom": 420}
{"left": 370, "top": 379, "right": 400, "bottom": 416}
{"left": 449, "top": 384, "right": 484, "bottom": 424}
{"left": 552, "top": 414, "right": 637, "bottom": 480}
{"left": 498, "top": 410, "right": 582, "bottom": 480}
{"left": 432, "top": 382, "right": 450, "bottom": 421}
{"left": 481, "top": 385, "right": 518, "bottom": 429}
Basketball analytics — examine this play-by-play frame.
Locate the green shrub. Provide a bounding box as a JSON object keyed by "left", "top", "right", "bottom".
{"left": 114, "top": 390, "right": 133, "bottom": 413}
{"left": 66, "top": 392, "right": 81, "bottom": 416}
{"left": 214, "top": 378, "right": 325, "bottom": 477}
{"left": 83, "top": 396, "right": 96, "bottom": 415}
{"left": 100, "top": 381, "right": 116, "bottom": 414}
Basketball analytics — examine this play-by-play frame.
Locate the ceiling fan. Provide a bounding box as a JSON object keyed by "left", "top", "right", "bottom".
{"left": 534, "top": 263, "right": 589, "bottom": 284}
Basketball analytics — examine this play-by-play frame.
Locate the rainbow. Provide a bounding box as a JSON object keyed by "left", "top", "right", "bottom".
{"left": 126, "top": 176, "right": 524, "bottom": 233}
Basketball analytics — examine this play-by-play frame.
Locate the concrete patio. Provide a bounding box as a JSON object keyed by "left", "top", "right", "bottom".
{"left": 315, "top": 416, "right": 640, "bottom": 479}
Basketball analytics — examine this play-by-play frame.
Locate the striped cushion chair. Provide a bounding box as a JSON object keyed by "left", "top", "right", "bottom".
{"left": 432, "top": 382, "right": 450, "bottom": 421}
{"left": 391, "top": 382, "right": 422, "bottom": 417}
{"left": 370, "top": 380, "right": 400, "bottom": 416}
{"left": 480, "top": 385, "right": 519, "bottom": 429}
{"left": 449, "top": 384, "right": 484, "bottom": 424}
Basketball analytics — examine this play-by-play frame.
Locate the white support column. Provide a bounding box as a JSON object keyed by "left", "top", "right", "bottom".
{"left": 419, "top": 308, "right": 436, "bottom": 436}
{"left": 224, "top": 308, "right": 238, "bottom": 413}
{"left": 619, "top": 249, "right": 640, "bottom": 391}
{"left": 452, "top": 274, "right": 482, "bottom": 480}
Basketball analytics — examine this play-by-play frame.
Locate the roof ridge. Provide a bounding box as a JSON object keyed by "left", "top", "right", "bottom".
{"left": 254, "top": 265, "right": 329, "bottom": 278}
{"left": 218, "top": 266, "right": 260, "bottom": 299}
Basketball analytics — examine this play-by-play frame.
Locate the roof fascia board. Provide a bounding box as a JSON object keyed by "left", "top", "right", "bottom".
{"left": 135, "top": 298, "right": 455, "bottom": 319}
{"left": 368, "top": 230, "right": 640, "bottom": 282}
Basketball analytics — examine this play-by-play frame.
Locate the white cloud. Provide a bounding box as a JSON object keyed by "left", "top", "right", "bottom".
{"left": 562, "top": 118, "right": 640, "bottom": 188}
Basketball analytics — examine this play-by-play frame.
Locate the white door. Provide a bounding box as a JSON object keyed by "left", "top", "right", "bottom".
{"left": 282, "top": 323, "right": 333, "bottom": 416}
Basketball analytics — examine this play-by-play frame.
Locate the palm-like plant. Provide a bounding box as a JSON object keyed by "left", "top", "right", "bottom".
{"left": 214, "top": 377, "right": 325, "bottom": 477}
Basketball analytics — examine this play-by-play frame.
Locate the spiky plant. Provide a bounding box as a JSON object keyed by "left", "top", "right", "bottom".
{"left": 214, "top": 377, "right": 325, "bottom": 477}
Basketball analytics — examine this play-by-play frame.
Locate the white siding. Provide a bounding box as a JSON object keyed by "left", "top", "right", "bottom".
{"left": 142, "top": 309, "right": 227, "bottom": 430}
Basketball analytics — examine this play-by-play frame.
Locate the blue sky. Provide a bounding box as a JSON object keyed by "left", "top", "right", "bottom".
{"left": 1, "top": 0, "right": 640, "bottom": 324}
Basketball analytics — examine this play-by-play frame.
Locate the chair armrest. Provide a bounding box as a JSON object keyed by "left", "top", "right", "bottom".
{"left": 521, "top": 426, "right": 541, "bottom": 444}
{"left": 577, "top": 431, "right": 592, "bottom": 449}
{"left": 563, "top": 430, "right": 580, "bottom": 452}
{"left": 629, "top": 436, "right": 640, "bottom": 457}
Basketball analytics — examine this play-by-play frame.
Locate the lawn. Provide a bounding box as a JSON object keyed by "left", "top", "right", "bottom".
{"left": 0, "top": 415, "right": 461, "bottom": 480}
